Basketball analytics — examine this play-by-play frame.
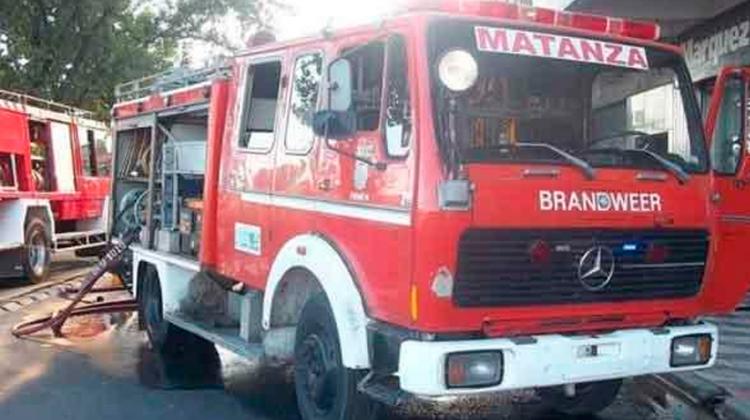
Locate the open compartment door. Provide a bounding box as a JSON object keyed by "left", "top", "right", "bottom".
{"left": 109, "top": 114, "right": 157, "bottom": 244}
{"left": 705, "top": 66, "right": 750, "bottom": 311}
{"left": 0, "top": 109, "right": 31, "bottom": 191}
{"left": 49, "top": 121, "right": 76, "bottom": 193}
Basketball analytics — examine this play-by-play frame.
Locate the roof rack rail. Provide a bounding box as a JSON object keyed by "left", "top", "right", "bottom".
{"left": 115, "top": 64, "right": 228, "bottom": 104}
{"left": 0, "top": 89, "right": 96, "bottom": 119}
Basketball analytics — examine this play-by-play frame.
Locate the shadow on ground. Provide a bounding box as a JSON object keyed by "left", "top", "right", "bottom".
{"left": 0, "top": 296, "right": 685, "bottom": 420}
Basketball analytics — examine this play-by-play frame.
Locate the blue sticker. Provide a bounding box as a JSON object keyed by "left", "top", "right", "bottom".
{"left": 235, "top": 223, "right": 261, "bottom": 256}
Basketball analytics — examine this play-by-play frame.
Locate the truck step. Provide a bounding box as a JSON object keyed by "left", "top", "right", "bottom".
{"left": 165, "top": 311, "right": 264, "bottom": 361}
{"left": 54, "top": 230, "right": 107, "bottom": 251}
{"left": 358, "top": 373, "right": 414, "bottom": 407}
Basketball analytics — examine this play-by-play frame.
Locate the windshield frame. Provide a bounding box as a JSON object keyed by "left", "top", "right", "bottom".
{"left": 426, "top": 17, "right": 709, "bottom": 175}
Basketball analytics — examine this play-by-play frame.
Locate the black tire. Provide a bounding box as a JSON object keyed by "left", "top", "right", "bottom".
{"left": 538, "top": 379, "right": 623, "bottom": 416}
{"left": 75, "top": 245, "right": 106, "bottom": 258}
{"left": 22, "top": 217, "right": 51, "bottom": 284}
{"left": 294, "top": 293, "right": 379, "bottom": 420}
{"left": 139, "top": 266, "right": 214, "bottom": 358}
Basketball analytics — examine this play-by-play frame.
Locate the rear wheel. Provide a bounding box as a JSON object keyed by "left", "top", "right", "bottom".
{"left": 294, "top": 293, "right": 379, "bottom": 420}
{"left": 23, "top": 217, "right": 51, "bottom": 284}
{"left": 139, "top": 266, "right": 214, "bottom": 358}
{"left": 538, "top": 379, "right": 622, "bottom": 416}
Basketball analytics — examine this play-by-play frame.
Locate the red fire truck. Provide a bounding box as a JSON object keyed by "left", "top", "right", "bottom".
{"left": 0, "top": 90, "right": 110, "bottom": 283}
{"left": 110, "top": 1, "right": 750, "bottom": 418}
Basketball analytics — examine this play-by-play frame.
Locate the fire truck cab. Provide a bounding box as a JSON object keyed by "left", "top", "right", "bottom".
{"left": 112, "top": 2, "right": 750, "bottom": 419}
{"left": 0, "top": 90, "right": 110, "bottom": 283}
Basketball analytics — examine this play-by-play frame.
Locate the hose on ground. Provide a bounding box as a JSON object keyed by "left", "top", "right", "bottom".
{"left": 12, "top": 228, "right": 140, "bottom": 338}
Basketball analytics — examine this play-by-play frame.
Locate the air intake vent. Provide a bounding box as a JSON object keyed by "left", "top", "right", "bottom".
{"left": 453, "top": 229, "right": 708, "bottom": 308}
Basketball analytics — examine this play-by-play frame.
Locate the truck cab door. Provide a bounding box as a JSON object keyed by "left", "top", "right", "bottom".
{"left": 706, "top": 66, "right": 750, "bottom": 311}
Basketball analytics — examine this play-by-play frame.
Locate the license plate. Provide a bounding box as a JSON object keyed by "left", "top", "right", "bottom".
{"left": 576, "top": 342, "right": 620, "bottom": 359}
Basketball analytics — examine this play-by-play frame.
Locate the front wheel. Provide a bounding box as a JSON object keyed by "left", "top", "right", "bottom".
{"left": 293, "top": 293, "right": 379, "bottom": 420}
{"left": 538, "top": 379, "right": 622, "bottom": 416}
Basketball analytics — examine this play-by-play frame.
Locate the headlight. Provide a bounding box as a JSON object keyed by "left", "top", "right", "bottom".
{"left": 438, "top": 49, "right": 479, "bottom": 93}
{"left": 446, "top": 351, "right": 503, "bottom": 388}
{"left": 670, "top": 334, "right": 712, "bottom": 367}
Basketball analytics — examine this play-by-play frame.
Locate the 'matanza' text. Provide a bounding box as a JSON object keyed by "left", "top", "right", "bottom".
{"left": 475, "top": 26, "right": 650, "bottom": 70}
{"left": 539, "top": 190, "right": 663, "bottom": 212}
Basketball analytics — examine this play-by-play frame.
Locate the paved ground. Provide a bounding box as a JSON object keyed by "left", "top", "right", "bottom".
{"left": 0, "top": 256, "right": 719, "bottom": 420}
{"left": 694, "top": 294, "right": 750, "bottom": 418}
{"left": 0, "top": 253, "right": 92, "bottom": 302}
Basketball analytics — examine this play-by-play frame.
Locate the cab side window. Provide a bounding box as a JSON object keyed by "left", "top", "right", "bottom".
{"left": 239, "top": 60, "right": 282, "bottom": 151}
{"left": 286, "top": 53, "right": 323, "bottom": 153}
{"left": 348, "top": 42, "right": 385, "bottom": 131}
{"left": 383, "top": 36, "right": 411, "bottom": 158}
{"left": 80, "top": 129, "right": 111, "bottom": 176}
{"left": 80, "top": 129, "right": 98, "bottom": 176}
{"left": 712, "top": 77, "right": 745, "bottom": 174}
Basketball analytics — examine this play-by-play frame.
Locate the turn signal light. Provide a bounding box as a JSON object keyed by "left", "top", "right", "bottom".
{"left": 670, "top": 334, "right": 712, "bottom": 367}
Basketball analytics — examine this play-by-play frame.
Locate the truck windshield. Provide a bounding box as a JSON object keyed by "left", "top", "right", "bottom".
{"left": 429, "top": 20, "right": 708, "bottom": 174}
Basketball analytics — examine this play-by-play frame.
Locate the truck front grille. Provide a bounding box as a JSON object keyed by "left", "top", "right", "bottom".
{"left": 453, "top": 229, "right": 709, "bottom": 308}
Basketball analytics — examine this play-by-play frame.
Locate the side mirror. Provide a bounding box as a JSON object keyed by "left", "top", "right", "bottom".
{"left": 312, "top": 110, "right": 355, "bottom": 139}
{"left": 313, "top": 57, "right": 356, "bottom": 139}
{"left": 329, "top": 59, "right": 353, "bottom": 112}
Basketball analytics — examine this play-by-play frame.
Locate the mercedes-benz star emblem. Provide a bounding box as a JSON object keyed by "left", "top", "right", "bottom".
{"left": 577, "top": 246, "right": 616, "bottom": 291}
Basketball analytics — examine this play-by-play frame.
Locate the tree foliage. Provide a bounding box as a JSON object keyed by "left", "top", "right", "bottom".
{"left": 0, "top": 0, "right": 275, "bottom": 116}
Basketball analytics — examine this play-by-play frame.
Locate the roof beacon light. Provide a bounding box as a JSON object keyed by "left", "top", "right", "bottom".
{"left": 405, "top": 0, "right": 661, "bottom": 41}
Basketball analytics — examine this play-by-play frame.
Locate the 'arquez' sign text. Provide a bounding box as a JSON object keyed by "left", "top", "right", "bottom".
{"left": 475, "top": 26, "right": 650, "bottom": 70}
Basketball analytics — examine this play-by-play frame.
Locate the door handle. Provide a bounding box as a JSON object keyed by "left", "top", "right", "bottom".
{"left": 317, "top": 179, "right": 332, "bottom": 191}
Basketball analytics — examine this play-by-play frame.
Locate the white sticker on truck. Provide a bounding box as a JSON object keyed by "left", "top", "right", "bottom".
{"left": 539, "top": 190, "right": 662, "bottom": 212}
{"left": 475, "top": 26, "right": 650, "bottom": 70}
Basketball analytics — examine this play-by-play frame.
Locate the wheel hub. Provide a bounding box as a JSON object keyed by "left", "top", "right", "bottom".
{"left": 27, "top": 232, "right": 47, "bottom": 277}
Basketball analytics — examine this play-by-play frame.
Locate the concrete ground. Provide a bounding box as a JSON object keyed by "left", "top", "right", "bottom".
{"left": 0, "top": 255, "right": 717, "bottom": 420}
{"left": 693, "top": 296, "right": 750, "bottom": 419}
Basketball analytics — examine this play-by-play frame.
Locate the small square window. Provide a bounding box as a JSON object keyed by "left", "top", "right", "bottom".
{"left": 239, "top": 61, "right": 282, "bottom": 151}
{"left": 285, "top": 53, "right": 323, "bottom": 154}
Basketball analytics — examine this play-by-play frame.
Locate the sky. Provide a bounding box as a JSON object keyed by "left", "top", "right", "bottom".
{"left": 188, "top": 0, "right": 576, "bottom": 66}
{"left": 274, "top": 0, "right": 576, "bottom": 40}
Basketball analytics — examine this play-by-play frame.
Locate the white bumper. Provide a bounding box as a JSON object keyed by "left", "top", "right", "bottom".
{"left": 398, "top": 323, "right": 718, "bottom": 396}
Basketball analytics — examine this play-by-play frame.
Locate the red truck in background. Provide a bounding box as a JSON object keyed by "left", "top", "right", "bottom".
{"left": 0, "top": 90, "right": 110, "bottom": 283}
{"left": 109, "top": 2, "right": 750, "bottom": 419}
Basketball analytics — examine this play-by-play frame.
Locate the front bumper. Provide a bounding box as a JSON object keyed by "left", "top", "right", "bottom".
{"left": 397, "top": 323, "right": 718, "bottom": 397}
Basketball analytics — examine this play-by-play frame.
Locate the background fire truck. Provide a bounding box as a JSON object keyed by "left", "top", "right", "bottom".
{"left": 0, "top": 90, "right": 111, "bottom": 283}
{"left": 109, "top": 2, "right": 750, "bottom": 420}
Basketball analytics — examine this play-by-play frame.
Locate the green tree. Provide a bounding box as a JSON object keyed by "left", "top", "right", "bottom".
{"left": 0, "top": 0, "right": 275, "bottom": 117}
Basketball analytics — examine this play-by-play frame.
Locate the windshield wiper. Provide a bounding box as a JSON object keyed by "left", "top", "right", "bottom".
{"left": 516, "top": 142, "right": 596, "bottom": 180}
{"left": 628, "top": 148, "right": 690, "bottom": 184}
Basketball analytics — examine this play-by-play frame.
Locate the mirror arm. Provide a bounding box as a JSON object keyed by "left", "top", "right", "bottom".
{"left": 321, "top": 52, "right": 387, "bottom": 172}
{"left": 324, "top": 137, "right": 388, "bottom": 171}
{"left": 446, "top": 96, "right": 464, "bottom": 179}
